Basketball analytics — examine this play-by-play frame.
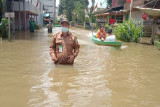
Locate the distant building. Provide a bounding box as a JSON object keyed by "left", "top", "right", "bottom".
{"left": 40, "top": 0, "right": 56, "bottom": 21}
{"left": 95, "top": 0, "right": 160, "bottom": 44}
{"left": 95, "top": 0, "right": 124, "bottom": 24}
{"left": 6, "top": 0, "right": 44, "bottom": 30}
{"left": 55, "top": 6, "right": 59, "bottom": 19}
{"left": 5, "top": 0, "right": 57, "bottom": 30}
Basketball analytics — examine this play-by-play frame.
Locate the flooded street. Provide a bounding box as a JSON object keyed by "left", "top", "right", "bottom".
{"left": 0, "top": 27, "right": 160, "bottom": 107}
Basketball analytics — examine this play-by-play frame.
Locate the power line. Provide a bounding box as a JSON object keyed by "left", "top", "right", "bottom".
{"left": 140, "top": 0, "right": 158, "bottom": 7}
{"left": 153, "top": 0, "right": 159, "bottom": 8}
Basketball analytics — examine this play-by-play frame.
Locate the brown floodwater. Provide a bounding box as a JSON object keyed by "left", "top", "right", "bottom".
{"left": 0, "top": 27, "right": 160, "bottom": 107}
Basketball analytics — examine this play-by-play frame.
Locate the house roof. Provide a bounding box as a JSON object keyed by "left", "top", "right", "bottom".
{"left": 95, "top": 13, "right": 109, "bottom": 17}
{"left": 95, "top": 6, "right": 124, "bottom": 17}
{"left": 111, "top": 6, "right": 124, "bottom": 11}
{"left": 95, "top": 11, "right": 123, "bottom": 17}
{"left": 94, "top": 8, "right": 111, "bottom": 14}
{"left": 136, "top": 7, "right": 160, "bottom": 18}
{"left": 120, "top": 7, "right": 140, "bottom": 13}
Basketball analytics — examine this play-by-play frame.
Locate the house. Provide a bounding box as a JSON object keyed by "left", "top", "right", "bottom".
{"left": 95, "top": 0, "right": 160, "bottom": 44}
{"left": 94, "top": 8, "right": 111, "bottom": 24}
{"left": 119, "top": 0, "right": 160, "bottom": 44}
{"left": 94, "top": 0, "right": 124, "bottom": 25}
{"left": 6, "top": 0, "right": 44, "bottom": 31}
{"left": 6, "top": 0, "right": 57, "bottom": 31}
{"left": 40, "top": 0, "right": 57, "bottom": 21}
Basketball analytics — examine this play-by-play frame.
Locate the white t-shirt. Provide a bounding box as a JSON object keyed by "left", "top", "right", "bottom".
{"left": 105, "top": 35, "right": 116, "bottom": 42}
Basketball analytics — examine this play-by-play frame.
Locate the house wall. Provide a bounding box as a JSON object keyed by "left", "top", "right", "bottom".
{"left": 10, "top": 0, "right": 44, "bottom": 30}
{"left": 124, "top": 0, "right": 144, "bottom": 9}
{"left": 40, "top": 0, "right": 56, "bottom": 18}
{"left": 123, "top": 10, "right": 144, "bottom": 23}
{"left": 112, "top": 0, "right": 122, "bottom": 8}
{"left": 123, "top": 0, "right": 144, "bottom": 22}
{"left": 131, "top": 10, "right": 144, "bottom": 22}
{"left": 13, "top": 1, "right": 42, "bottom": 15}
{"left": 37, "top": 14, "right": 43, "bottom": 26}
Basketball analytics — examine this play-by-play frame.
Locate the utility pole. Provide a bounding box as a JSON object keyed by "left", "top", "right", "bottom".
{"left": 5, "top": 13, "right": 15, "bottom": 41}
{"left": 54, "top": 0, "right": 56, "bottom": 22}
{"left": 23, "top": 0, "right": 26, "bottom": 31}
{"left": 12, "top": 0, "right": 15, "bottom": 41}
{"left": 19, "top": 0, "right": 21, "bottom": 31}
{"left": 129, "top": 0, "right": 134, "bottom": 19}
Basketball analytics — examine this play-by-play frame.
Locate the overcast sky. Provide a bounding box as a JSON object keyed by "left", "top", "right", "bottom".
{"left": 56, "top": 0, "right": 107, "bottom": 8}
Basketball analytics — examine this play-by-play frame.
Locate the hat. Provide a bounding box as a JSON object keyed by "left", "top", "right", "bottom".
{"left": 60, "top": 18, "right": 69, "bottom": 25}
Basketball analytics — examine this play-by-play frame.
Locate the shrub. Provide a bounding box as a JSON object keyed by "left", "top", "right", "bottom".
{"left": 114, "top": 20, "right": 144, "bottom": 42}
{"left": 70, "top": 21, "right": 76, "bottom": 27}
{"left": 0, "top": 23, "right": 2, "bottom": 37}
{"left": 54, "top": 20, "right": 60, "bottom": 25}
{"left": 0, "top": 18, "right": 8, "bottom": 38}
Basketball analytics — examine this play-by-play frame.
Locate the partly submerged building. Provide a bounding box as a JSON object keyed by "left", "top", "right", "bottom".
{"left": 6, "top": 0, "right": 44, "bottom": 31}
{"left": 94, "top": 0, "right": 160, "bottom": 44}
{"left": 95, "top": 0, "right": 124, "bottom": 25}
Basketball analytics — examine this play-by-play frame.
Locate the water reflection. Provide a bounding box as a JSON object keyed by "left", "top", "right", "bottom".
{"left": 48, "top": 63, "right": 112, "bottom": 107}
{"left": 49, "top": 65, "right": 78, "bottom": 106}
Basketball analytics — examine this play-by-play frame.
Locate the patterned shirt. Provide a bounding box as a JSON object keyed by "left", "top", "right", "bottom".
{"left": 50, "top": 32, "right": 80, "bottom": 64}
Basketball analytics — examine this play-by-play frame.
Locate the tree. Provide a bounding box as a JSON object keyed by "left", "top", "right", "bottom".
{"left": 0, "top": 0, "right": 7, "bottom": 21}
{"left": 58, "top": 0, "right": 89, "bottom": 22}
{"left": 0, "top": 0, "right": 2, "bottom": 22}
{"left": 106, "top": 0, "right": 112, "bottom": 7}
{"left": 73, "top": 1, "right": 85, "bottom": 24}
{"left": 59, "top": 0, "right": 76, "bottom": 21}
{"left": 86, "top": 0, "right": 96, "bottom": 23}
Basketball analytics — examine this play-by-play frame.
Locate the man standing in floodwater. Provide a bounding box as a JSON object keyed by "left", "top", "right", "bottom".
{"left": 50, "top": 18, "right": 80, "bottom": 64}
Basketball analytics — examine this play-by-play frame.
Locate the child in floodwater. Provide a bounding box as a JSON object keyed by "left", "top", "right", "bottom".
{"left": 96, "top": 26, "right": 106, "bottom": 41}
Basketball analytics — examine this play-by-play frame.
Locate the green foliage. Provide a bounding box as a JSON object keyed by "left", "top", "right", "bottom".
{"left": 0, "top": 0, "right": 3, "bottom": 22}
{"left": 0, "top": 0, "right": 7, "bottom": 23}
{"left": 73, "top": 1, "right": 85, "bottom": 24}
{"left": 58, "top": 0, "right": 97, "bottom": 24}
{"left": 58, "top": 0, "right": 88, "bottom": 21}
{"left": 114, "top": 20, "right": 144, "bottom": 43}
{"left": 105, "top": 24, "right": 112, "bottom": 30}
{"left": 87, "top": 0, "right": 96, "bottom": 23}
{"left": 0, "top": 25, "right": 2, "bottom": 37}
{"left": 107, "top": 0, "right": 112, "bottom": 7}
{"left": 70, "top": 21, "right": 76, "bottom": 27}
{"left": 125, "top": 13, "right": 129, "bottom": 21}
{"left": 0, "top": 18, "right": 8, "bottom": 38}
{"left": 54, "top": 19, "right": 60, "bottom": 25}
{"left": 0, "top": 0, "right": 7, "bottom": 16}
{"left": 156, "top": 41, "right": 160, "bottom": 50}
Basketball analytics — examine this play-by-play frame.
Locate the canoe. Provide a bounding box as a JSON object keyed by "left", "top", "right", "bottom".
{"left": 92, "top": 35, "right": 122, "bottom": 49}
{"left": 54, "top": 25, "right": 61, "bottom": 27}
{"left": 156, "top": 41, "right": 160, "bottom": 50}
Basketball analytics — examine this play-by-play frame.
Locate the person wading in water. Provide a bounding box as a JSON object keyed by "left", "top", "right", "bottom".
{"left": 50, "top": 18, "right": 80, "bottom": 64}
